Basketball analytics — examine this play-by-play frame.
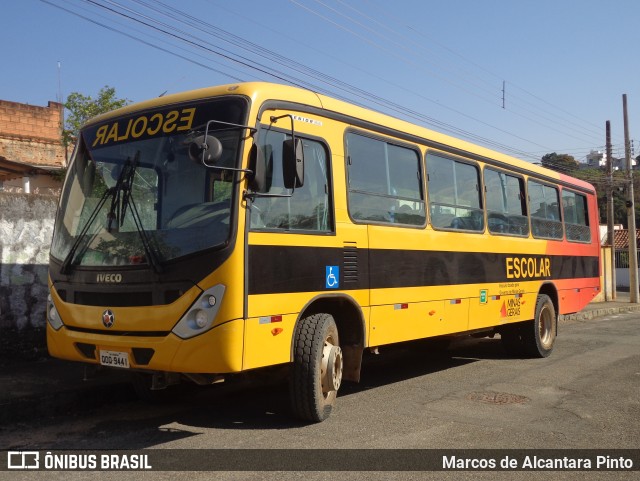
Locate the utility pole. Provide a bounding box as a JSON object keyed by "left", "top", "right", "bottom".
{"left": 606, "top": 120, "right": 616, "bottom": 300}
{"left": 623, "top": 94, "right": 639, "bottom": 303}
{"left": 502, "top": 81, "right": 506, "bottom": 109}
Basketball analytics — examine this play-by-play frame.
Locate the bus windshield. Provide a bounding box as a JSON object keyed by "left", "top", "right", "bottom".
{"left": 50, "top": 97, "right": 247, "bottom": 269}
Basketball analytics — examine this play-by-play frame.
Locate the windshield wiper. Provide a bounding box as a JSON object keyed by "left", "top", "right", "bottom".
{"left": 61, "top": 151, "right": 162, "bottom": 274}
{"left": 106, "top": 153, "right": 135, "bottom": 233}
{"left": 61, "top": 154, "right": 135, "bottom": 274}
{"left": 111, "top": 151, "right": 163, "bottom": 274}
{"left": 60, "top": 184, "right": 115, "bottom": 275}
{"left": 121, "top": 187, "right": 163, "bottom": 274}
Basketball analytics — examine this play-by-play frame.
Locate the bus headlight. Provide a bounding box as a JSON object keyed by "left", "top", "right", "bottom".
{"left": 47, "top": 294, "right": 64, "bottom": 331}
{"left": 172, "top": 284, "right": 225, "bottom": 339}
{"left": 194, "top": 310, "right": 208, "bottom": 328}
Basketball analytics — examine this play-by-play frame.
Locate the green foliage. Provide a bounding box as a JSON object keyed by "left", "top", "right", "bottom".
{"left": 63, "top": 86, "right": 130, "bottom": 147}
{"left": 572, "top": 166, "right": 640, "bottom": 228}
{"left": 540, "top": 152, "right": 579, "bottom": 174}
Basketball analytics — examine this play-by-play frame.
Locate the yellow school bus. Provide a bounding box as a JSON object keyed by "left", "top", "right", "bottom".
{"left": 47, "top": 82, "right": 601, "bottom": 422}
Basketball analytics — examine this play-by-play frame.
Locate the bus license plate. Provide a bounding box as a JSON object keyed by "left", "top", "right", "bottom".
{"left": 99, "top": 350, "right": 130, "bottom": 369}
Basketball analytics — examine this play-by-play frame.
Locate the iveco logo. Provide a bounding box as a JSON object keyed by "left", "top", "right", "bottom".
{"left": 102, "top": 309, "right": 115, "bottom": 328}
{"left": 97, "top": 273, "right": 122, "bottom": 283}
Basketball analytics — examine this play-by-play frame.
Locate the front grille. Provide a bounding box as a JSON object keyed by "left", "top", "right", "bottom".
{"left": 74, "top": 291, "right": 153, "bottom": 307}
{"left": 66, "top": 326, "right": 169, "bottom": 337}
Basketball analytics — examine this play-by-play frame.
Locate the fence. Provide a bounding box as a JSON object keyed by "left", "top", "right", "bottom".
{"left": 615, "top": 249, "right": 640, "bottom": 269}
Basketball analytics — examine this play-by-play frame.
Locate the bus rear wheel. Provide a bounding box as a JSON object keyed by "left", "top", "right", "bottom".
{"left": 290, "top": 313, "right": 343, "bottom": 422}
{"left": 522, "top": 294, "right": 557, "bottom": 358}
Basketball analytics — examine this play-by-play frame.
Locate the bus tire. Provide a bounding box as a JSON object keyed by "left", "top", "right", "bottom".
{"left": 290, "top": 313, "right": 343, "bottom": 422}
{"left": 522, "top": 294, "right": 557, "bottom": 358}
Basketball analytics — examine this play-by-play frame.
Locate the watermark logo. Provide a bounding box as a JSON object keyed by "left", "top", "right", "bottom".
{"left": 7, "top": 451, "right": 39, "bottom": 469}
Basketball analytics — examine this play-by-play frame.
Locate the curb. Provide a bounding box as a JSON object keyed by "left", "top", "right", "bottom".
{"left": 560, "top": 304, "right": 640, "bottom": 322}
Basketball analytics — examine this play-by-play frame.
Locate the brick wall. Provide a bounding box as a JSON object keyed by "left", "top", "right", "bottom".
{"left": 0, "top": 100, "right": 65, "bottom": 167}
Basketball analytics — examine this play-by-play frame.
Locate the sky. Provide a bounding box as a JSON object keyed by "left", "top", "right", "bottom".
{"left": 2, "top": 0, "right": 640, "bottom": 163}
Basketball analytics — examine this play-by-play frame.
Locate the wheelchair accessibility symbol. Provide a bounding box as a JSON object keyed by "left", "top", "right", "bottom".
{"left": 326, "top": 266, "right": 339, "bottom": 289}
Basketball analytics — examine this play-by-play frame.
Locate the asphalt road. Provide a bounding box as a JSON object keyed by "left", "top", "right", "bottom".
{"left": 2, "top": 310, "right": 639, "bottom": 481}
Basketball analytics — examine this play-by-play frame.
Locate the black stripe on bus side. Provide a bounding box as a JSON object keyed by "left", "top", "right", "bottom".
{"left": 248, "top": 245, "right": 369, "bottom": 295}
{"left": 248, "top": 245, "right": 599, "bottom": 295}
{"left": 367, "top": 249, "right": 598, "bottom": 289}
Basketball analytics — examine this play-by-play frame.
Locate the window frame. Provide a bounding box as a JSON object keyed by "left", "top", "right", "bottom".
{"left": 561, "top": 187, "right": 591, "bottom": 243}
{"left": 483, "top": 166, "right": 530, "bottom": 238}
{"left": 527, "top": 178, "right": 564, "bottom": 240}
{"left": 249, "top": 125, "right": 335, "bottom": 235}
{"left": 426, "top": 150, "right": 485, "bottom": 233}
{"left": 345, "top": 128, "right": 427, "bottom": 228}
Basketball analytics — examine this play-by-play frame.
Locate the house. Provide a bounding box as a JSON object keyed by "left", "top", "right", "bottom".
{"left": 583, "top": 150, "right": 631, "bottom": 171}
{"left": 0, "top": 99, "right": 65, "bottom": 194}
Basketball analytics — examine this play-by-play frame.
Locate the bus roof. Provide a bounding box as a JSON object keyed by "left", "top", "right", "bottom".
{"left": 84, "top": 81, "right": 596, "bottom": 194}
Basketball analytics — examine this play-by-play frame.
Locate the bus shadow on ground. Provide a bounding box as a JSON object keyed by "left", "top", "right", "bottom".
{"left": 140, "top": 337, "right": 511, "bottom": 432}
{"left": 53, "top": 336, "right": 513, "bottom": 447}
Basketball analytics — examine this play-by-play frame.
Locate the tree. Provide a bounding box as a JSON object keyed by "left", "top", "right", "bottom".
{"left": 541, "top": 152, "right": 580, "bottom": 174}
{"left": 63, "top": 86, "right": 130, "bottom": 147}
{"left": 572, "top": 167, "right": 640, "bottom": 229}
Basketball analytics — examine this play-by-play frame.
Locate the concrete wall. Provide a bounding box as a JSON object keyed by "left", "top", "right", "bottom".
{"left": 593, "top": 246, "right": 612, "bottom": 302}
{"left": 0, "top": 192, "right": 57, "bottom": 361}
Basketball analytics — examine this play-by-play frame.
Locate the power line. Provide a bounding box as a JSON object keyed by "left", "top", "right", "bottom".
{"left": 44, "top": 0, "right": 610, "bottom": 162}
{"left": 295, "top": 0, "right": 604, "bottom": 145}
{"left": 362, "top": 0, "right": 606, "bottom": 135}
{"left": 42, "top": 0, "right": 249, "bottom": 82}
{"left": 56, "top": 0, "right": 549, "bottom": 158}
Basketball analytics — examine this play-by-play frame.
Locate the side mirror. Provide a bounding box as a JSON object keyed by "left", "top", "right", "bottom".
{"left": 248, "top": 144, "right": 268, "bottom": 193}
{"left": 283, "top": 138, "right": 304, "bottom": 189}
{"left": 188, "top": 135, "right": 223, "bottom": 164}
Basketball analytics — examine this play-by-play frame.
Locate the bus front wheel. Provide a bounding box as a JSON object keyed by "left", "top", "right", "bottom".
{"left": 522, "top": 294, "right": 557, "bottom": 358}
{"left": 290, "top": 313, "right": 343, "bottom": 422}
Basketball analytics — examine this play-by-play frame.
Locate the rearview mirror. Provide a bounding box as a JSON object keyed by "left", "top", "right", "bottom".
{"left": 188, "top": 135, "right": 223, "bottom": 164}
{"left": 248, "top": 144, "right": 268, "bottom": 193}
{"left": 283, "top": 138, "right": 304, "bottom": 189}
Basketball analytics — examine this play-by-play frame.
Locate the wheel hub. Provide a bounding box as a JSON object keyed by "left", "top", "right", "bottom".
{"left": 321, "top": 343, "right": 343, "bottom": 393}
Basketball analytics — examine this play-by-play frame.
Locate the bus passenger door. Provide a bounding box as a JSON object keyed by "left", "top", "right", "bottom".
{"left": 245, "top": 126, "right": 341, "bottom": 371}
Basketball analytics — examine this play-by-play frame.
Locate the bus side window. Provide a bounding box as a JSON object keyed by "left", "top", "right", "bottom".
{"left": 562, "top": 189, "right": 591, "bottom": 242}
{"left": 250, "top": 130, "right": 333, "bottom": 233}
{"left": 426, "top": 153, "right": 484, "bottom": 232}
{"left": 346, "top": 132, "right": 425, "bottom": 226}
{"left": 484, "top": 168, "right": 529, "bottom": 236}
{"left": 529, "top": 180, "right": 563, "bottom": 240}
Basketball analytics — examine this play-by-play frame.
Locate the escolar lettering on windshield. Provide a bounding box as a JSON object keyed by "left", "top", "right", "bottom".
{"left": 91, "top": 107, "right": 196, "bottom": 147}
